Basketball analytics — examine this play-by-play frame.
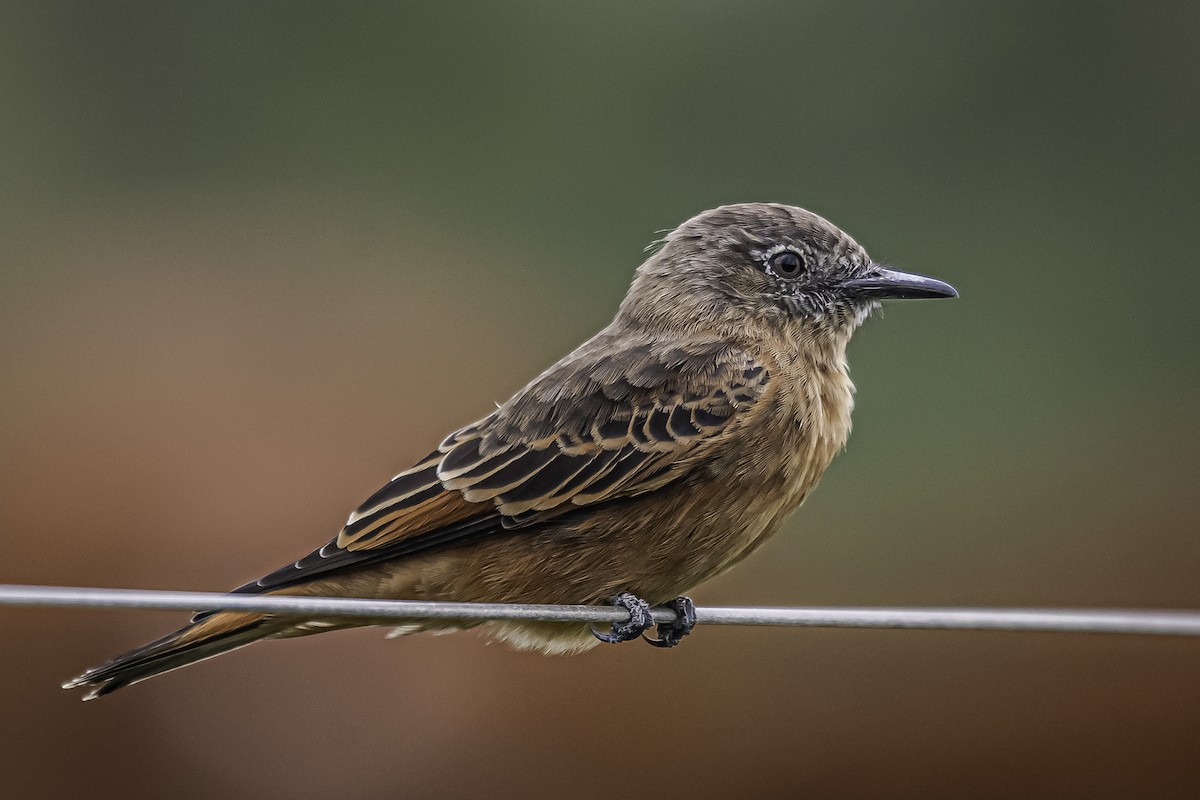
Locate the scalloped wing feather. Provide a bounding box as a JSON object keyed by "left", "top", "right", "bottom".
{"left": 225, "top": 338, "right": 769, "bottom": 595}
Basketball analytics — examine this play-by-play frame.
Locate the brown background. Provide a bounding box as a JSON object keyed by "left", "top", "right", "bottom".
{"left": 2, "top": 3, "right": 1198, "bottom": 798}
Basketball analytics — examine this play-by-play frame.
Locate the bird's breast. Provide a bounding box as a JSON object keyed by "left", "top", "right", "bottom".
{"left": 663, "top": 348, "right": 855, "bottom": 584}
{"left": 752, "top": 345, "right": 855, "bottom": 509}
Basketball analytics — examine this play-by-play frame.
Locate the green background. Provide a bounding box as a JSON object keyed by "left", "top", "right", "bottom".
{"left": 2, "top": 3, "right": 1198, "bottom": 797}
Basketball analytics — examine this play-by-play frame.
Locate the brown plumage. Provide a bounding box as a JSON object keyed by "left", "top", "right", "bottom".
{"left": 63, "top": 202, "right": 957, "bottom": 699}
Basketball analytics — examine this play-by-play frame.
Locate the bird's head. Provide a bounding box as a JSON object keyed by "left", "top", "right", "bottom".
{"left": 620, "top": 203, "right": 957, "bottom": 341}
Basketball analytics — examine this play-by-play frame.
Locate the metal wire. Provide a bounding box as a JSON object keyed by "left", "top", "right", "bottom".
{"left": 3, "top": 583, "right": 1200, "bottom": 636}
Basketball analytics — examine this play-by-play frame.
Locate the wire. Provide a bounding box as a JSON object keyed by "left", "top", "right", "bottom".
{"left": 2, "top": 584, "right": 1200, "bottom": 637}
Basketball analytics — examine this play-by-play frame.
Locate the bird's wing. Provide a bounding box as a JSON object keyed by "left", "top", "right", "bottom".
{"left": 231, "top": 338, "right": 770, "bottom": 595}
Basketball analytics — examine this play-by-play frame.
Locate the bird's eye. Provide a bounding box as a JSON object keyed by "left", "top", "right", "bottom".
{"left": 768, "top": 250, "right": 806, "bottom": 278}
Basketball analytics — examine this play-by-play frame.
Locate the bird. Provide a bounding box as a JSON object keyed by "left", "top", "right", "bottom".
{"left": 63, "top": 202, "right": 957, "bottom": 699}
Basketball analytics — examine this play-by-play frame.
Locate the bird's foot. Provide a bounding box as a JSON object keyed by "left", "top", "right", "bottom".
{"left": 591, "top": 592, "right": 654, "bottom": 644}
{"left": 643, "top": 595, "right": 697, "bottom": 648}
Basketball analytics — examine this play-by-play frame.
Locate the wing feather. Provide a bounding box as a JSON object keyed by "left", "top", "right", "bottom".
{"left": 225, "top": 337, "right": 769, "bottom": 596}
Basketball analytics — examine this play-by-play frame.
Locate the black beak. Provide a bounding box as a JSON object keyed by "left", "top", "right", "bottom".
{"left": 841, "top": 267, "right": 958, "bottom": 300}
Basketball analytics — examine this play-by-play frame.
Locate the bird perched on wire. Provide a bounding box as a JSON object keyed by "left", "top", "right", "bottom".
{"left": 64, "top": 202, "right": 957, "bottom": 699}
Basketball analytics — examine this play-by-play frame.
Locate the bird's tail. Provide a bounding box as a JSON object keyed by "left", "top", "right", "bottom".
{"left": 62, "top": 610, "right": 275, "bottom": 700}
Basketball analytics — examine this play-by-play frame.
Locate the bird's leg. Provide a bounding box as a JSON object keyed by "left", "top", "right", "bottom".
{"left": 643, "top": 595, "right": 697, "bottom": 648}
{"left": 591, "top": 592, "right": 655, "bottom": 644}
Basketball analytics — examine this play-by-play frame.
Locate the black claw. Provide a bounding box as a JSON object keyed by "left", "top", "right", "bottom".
{"left": 591, "top": 592, "right": 654, "bottom": 644}
{"left": 643, "top": 596, "right": 697, "bottom": 648}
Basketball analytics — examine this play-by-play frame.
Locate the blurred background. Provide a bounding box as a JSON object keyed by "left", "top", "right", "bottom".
{"left": 2, "top": 2, "right": 1198, "bottom": 798}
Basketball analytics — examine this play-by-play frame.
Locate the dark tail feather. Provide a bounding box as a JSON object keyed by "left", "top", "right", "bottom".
{"left": 62, "top": 611, "right": 272, "bottom": 700}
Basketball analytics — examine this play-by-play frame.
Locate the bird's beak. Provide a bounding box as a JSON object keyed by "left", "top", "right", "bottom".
{"left": 841, "top": 267, "right": 958, "bottom": 300}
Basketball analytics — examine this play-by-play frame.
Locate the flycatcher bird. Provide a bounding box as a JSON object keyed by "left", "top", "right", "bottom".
{"left": 65, "top": 203, "right": 956, "bottom": 699}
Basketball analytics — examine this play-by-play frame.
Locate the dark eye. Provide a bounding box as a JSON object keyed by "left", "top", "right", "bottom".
{"left": 768, "top": 250, "right": 806, "bottom": 278}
